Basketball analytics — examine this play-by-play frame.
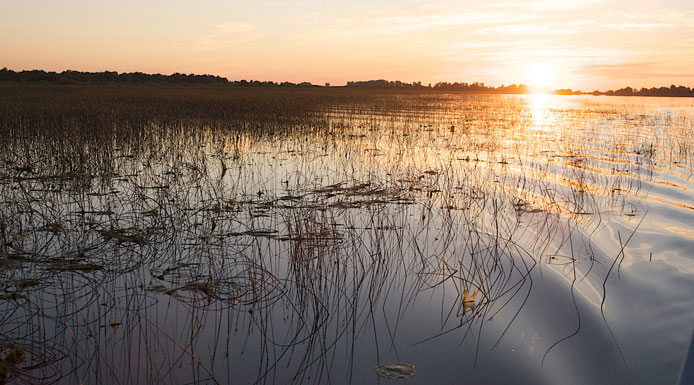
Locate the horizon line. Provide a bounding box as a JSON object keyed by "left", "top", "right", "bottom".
{"left": 2, "top": 67, "right": 694, "bottom": 96}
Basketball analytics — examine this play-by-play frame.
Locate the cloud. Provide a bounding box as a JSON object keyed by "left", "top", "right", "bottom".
{"left": 448, "top": 41, "right": 521, "bottom": 49}
{"left": 344, "top": 11, "right": 538, "bottom": 35}
{"left": 477, "top": 23, "right": 580, "bottom": 35}
{"left": 198, "top": 22, "right": 256, "bottom": 50}
{"left": 601, "top": 22, "right": 670, "bottom": 30}
{"left": 567, "top": 20, "right": 598, "bottom": 27}
{"left": 481, "top": 0, "right": 603, "bottom": 12}
{"left": 601, "top": 9, "right": 693, "bottom": 29}
{"left": 580, "top": 63, "right": 680, "bottom": 79}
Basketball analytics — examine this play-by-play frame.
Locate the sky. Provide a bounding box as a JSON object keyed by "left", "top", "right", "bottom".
{"left": 1, "top": 0, "right": 693, "bottom": 90}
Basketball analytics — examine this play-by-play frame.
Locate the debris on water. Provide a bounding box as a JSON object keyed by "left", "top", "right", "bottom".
{"left": 463, "top": 289, "right": 477, "bottom": 305}
{"left": 2, "top": 346, "right": 25, "bottom": 365}
{"left": 146, "top": 284, "right": 170, "bottom": 294}
{"left": 101, "top": 228, "right": 147, "bottom": 245}
{"left": 6, "top": 234, "right": 28, "bottom": 247}
{"left": 375, "top": 363, "right": 415, "bottom": 379}
{"left": 0, "top": 345, "right": 26, "bottom": 380}
{"left": 180, "top": 281, "right": 215, "bottom": 297}
{"left": 149, "top": 262, "right": 194, "bottom": 280}
{"left": 462, "top": 288, "right": 477, "bottom": 316}
{"left": 47, "top": 260, "right": 104, "bottom": 272}
{"left": 1, "top": 254, "right": 25, "bottom": 270}
{"left": 0, "top": 293, "right": 26, "bottom": 301}
{"left": 37, "top": 221, "right": 65, "bottom": 233}
{"left": 14, "top": 279, "right": 40, "bottom": 289}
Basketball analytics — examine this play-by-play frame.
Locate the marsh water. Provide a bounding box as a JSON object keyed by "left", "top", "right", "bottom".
{"left": 1, "top": 88, "right": 693, "bottom": 384}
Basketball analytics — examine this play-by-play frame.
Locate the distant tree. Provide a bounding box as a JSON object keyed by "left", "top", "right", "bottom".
{"left": 614, "top": 87, "right": 634, "bottom": 96}
{"left": 1, "top": 68, "right": 692, "bottom": 95}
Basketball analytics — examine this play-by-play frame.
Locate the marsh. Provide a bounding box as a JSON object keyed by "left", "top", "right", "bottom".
{"left": 0, "top": 85, "right": 692, "bottom": 384}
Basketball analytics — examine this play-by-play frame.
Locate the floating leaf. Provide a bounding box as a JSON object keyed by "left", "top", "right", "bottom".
{"left": 7, "top": 234, "right": 28, "bottom": 245}
{"left": 145, "top": 284, "right": 170, "bottom": 294}
{"left": 463, "top": 289, "right": 477, "bottom": 305}
{"left": 375, "top": 363, "right": 415, "bottom": 379}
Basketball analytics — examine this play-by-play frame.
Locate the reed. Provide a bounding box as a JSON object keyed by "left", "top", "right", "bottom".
{"left": 1, "top": 85, "right": 691, "bottom": 384}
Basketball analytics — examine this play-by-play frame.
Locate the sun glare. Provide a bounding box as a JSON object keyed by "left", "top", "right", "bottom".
{"left": 530, "top": 92, "right": 549, "bottom": 131}
{"left": 526, "top": 63, "right": 555, "bottom": 93}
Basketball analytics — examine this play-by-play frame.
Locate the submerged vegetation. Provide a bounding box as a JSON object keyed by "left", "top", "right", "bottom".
{"left": 0, "top": 85, "right": 692, "bottom": 384}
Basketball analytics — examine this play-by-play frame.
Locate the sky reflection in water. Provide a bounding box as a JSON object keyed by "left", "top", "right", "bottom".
{"left": 0, "top": 92, "right": 692, "bottom": 385}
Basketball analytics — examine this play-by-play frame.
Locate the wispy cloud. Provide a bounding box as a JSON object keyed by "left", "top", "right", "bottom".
{"left": 601, "top": 10, "right": 692, "bottom": 28}
{"left": 567, "top": 20, "right": 598, "bottom": 27}
{"left": 4, "top": 0, "right": 693, "bottom": 88}
{"left": 346, "top": 11, "right": 538, "bottom": 34}
{"left": 601, "top": 22, "right": 670, "bottom": 30}
{"left": 579, "top": 62, "right": 691, "bottom": 79}
{"left": 198, "top": 22, "right": 256, "bottom": 50}
{"left": 477, "top": 23, "right": 580, "bottom": 36}
{"left": 448, "top": 41, "right": 521, "bottom": 49}
{"left": 481, "top": 0, "right": 603, "bottom": 11}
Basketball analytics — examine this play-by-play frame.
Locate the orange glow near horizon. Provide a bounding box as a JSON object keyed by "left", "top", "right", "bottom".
{"left": 1, "top": 1, "right": 693, "bottom": 90}
{"left": 525, "top": 63, "right": 556, "bottom": 92}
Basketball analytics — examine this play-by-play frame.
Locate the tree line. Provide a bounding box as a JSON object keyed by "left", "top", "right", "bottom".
{"left": 345, "top": 80, "right": 531, "bottom": 94}
{"left": 603, "top": 85, "right": 694, "bottom": 97}
{"left": 2, "top": 68, "right": 693, "bottom": 96}
{"left": 347, "top": 79, "right": 694, "bottom": 96}
{"left": 0, "top": 68, "right": 317, "bottom": 87}
{"left": 555, "top": 85, "right": 694, "bottom": 97}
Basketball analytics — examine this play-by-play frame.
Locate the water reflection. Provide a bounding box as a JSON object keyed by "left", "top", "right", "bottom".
{"left": 530, "top": 93, "right": 550, "bottom": 131}
{"left": 1, "top": 89, "right": 693, "bottom": 384}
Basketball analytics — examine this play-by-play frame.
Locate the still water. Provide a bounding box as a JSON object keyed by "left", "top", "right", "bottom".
{"left": 1, "top": 92, "right": 692, "bottom": 384}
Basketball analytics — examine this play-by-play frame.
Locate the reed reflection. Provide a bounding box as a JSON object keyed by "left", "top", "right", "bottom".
{"left": 1, "top": 86, "right": 692, "bottom": 384}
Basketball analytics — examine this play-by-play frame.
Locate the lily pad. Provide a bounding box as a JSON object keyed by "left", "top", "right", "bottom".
{"left": 375, "top": 363, "right": 415, "bottom": 379}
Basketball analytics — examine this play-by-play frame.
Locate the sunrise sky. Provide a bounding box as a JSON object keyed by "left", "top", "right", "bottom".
{"left": 2, "top": 0, "right": 693, "bottom": 90}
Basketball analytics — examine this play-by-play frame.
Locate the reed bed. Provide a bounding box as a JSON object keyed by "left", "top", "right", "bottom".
{"left": 0, "top": 85, "right": 692, "bottom": 384}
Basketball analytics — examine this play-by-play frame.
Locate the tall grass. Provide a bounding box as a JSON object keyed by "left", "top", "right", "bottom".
{"left": 0, "top": 85, "right": 691, "bottom": 384}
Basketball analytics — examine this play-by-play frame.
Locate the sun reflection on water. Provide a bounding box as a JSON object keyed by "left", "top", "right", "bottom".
{"left": 530, "top": 92, "right": 550, "bottom": 131}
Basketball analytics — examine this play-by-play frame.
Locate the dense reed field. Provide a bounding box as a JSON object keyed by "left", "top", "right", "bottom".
{"left": 0, "top": 85, "right": 692, "bottom": 384}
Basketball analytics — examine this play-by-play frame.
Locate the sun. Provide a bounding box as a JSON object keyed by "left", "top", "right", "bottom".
{"left": 525, "top": 63, "right": 556, "bottom": 93}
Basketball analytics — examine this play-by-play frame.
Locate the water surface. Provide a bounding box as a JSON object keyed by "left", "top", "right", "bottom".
{"left": 0, "top": 90, "right": 692, "bottom": 384}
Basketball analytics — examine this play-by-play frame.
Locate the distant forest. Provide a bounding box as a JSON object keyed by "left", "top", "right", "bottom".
{"left": 2, "top": 68, "right": 693, "bottom": 97}
{"left": 0, "top": 68, "right": 315, "bottom": 87}
{"left": 553, "top": 85, "right": 694, "bottom": 97}
{"left": 345, "top": 80, "right": 530, "bottom": 94}
{"left": 345, "top": 79, "right": 694, "bottom": 97}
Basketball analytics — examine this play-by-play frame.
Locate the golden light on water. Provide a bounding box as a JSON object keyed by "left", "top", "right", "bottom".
{"left": 529, "top": 92, "right": 549, "bottom": 131}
